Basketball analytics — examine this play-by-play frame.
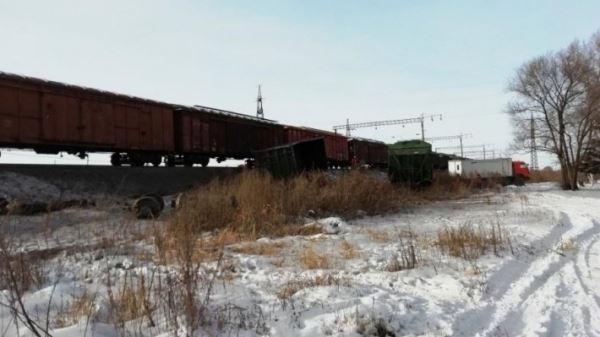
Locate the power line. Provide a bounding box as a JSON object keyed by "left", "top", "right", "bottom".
{"left": 333, "top": 114, "right": 443, "bottom": 139}
{"left": 425, "top": 133, "right": 471, "bottom": 157}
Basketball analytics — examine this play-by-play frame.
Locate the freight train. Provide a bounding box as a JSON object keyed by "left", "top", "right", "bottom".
{"left": 0, "top": 72, "right": 386, "bottom": 168}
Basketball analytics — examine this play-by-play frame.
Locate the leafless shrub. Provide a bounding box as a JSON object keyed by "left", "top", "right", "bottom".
{"left": 386, "top": 227, "right": 419, "bottom": 272}
{"left": 0, "top": 231, "right": 52, "bottom": 337}
{"left": 53, "top": 289, "right": 97, "bottom": 329}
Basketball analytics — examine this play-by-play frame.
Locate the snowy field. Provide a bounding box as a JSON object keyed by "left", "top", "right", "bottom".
{"left": 1, "top": 180, "right": 599, "bottom": 337}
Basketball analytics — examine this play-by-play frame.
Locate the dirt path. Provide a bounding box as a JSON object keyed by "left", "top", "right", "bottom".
{"left": 453, "top": 192, "right": 600, "bottom": 337}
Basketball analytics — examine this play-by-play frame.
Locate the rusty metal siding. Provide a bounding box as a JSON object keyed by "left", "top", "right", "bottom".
{"left": 349, "top": 138, "right": 388, "bottom": 166}
{"left": 81, "top": 100, "right": 114, "bottom": 145}
{"left": 283, "top": 126, "right": 349, "bottom": 164}
{"left": 0, "top": 72, "right": 175, "bottom": 153}
{"left": 41, "top": 94, "right": 80, "bottom": 142}
{"left": 173, "top": 107, "right": 283, "bottom": 159}
{"left": 0, "top": 86, "right": 20, "bottom": 142}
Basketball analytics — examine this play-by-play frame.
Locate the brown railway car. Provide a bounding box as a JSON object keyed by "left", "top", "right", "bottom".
{"left": 283, "top": 125, "right": 349, "bottom": 166}
{"left": 0, "top": 72, "right": 174, "bottom": 166}
{"left": 348, "top": 137, "right": 388, "bottom": 168}
{"left": 170, "top": 106, "right": 284, "bottom": 166}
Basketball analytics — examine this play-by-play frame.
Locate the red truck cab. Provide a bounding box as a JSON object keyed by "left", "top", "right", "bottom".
{"left": 512, "top": 161, "right": 530, "bottom": 179}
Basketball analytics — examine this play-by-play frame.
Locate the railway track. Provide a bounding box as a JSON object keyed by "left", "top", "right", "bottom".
{"left": 0, "top": 164, "right": 240, "bottom": 198}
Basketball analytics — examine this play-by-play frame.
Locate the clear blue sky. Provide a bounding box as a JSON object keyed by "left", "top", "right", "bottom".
{"left": 1, "top": 0, "right": 599, "bottom": 166}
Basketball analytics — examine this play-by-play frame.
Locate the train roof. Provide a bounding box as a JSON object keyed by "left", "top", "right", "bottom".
{"left": 0, "top": 71, "right": 278, "bottom": 124}
{"left": 187, "top": 105, "right": 279, "bottom": 124}
{"left": 0, "top": 71, "right": 176, "bottom": 107}
{"left": 283, "top": 125, "right": 347, "bottom": 137}
{"left": 348, "top": 137, "right": 386, "bottom": 144}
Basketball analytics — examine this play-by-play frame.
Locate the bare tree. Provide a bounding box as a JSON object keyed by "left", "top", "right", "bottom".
{"left": 508, "top": 35, "right": 600, "bottom": 190}
{"left": 580, "top": 33, "right": 600, "bottom": 174}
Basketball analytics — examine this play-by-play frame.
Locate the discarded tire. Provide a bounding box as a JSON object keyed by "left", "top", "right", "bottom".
{"left": 132, "top": 197, "right": 161, "bottom": 219}
{"left": 141, "top": 193, "right": 164, "bottom": 211}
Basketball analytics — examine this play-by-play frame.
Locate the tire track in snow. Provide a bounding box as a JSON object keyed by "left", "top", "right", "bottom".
{"left": 452, "top": 194, "right": 600, "bottom": 337}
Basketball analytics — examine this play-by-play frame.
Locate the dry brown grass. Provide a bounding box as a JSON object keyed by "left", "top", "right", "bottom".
{"left": 232, "top": 241, "right": 288, "bottom": 256}
{"left": 436, "top": 222, "right": 511, "bottom": 260}
{"left": 171, "top": 170, "right": 400, "bottom": 240}
{"left": 107, "top": 272, "right": 157, "bottom": 329}
{"left": 529, "top": 168, "right": 562, "bottom": 183}
{"left": 367, "top": 229, "right": 392, "bottom": 243}
{"left": 339, "top": 240, "right": 359, "bottom": 259}
{"left": 419, "top": 175, "right": 502, "bottom": 201}
{"left": 109, "top": 275, "right": 156, "bottom": 325}
{"left": 299, "top": 245, "right": 331, "bottom": 269}
{"left": 277, "top": 274, "right": 350, "bottom": 300}
{"left": 54, "top": 289, "right": 96, "bottom": 328}
{"left": 0, "top": 232, "right": 46, "bottom": 294}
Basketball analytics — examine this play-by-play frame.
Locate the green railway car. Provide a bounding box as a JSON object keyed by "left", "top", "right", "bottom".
{"left": 387, "top": 140, "right": 452, "bottom": 186}
{"left": 253, "top": 138, "right": 327, "bottom": 178}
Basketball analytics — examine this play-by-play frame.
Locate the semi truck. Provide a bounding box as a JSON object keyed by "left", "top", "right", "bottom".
{"left": 447, "top": 158, "right": 530, "bottom": 185}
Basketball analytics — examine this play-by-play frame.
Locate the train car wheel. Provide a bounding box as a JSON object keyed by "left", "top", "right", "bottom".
{"left": 151, "top": 157, "right": 162, "bottom": 167}
{"left": 110, "top": 153, "right": 122, "bottom": 166}
{"left": 165, "top": 155, "right": 175, "bottom": 167}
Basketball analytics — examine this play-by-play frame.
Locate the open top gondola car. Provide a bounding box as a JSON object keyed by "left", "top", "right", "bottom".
{"left": 282, "top": 125, "right": 349, "bottom": 167}
{"left": 0, "top": 72, "right": 174, "bottom": 166}
{"left": 348, "top": 137, "right": 388, "bottom": 168}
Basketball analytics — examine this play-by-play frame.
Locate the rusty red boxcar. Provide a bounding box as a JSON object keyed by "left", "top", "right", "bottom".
{"left": 283, "top": 125, "right": 349, "bottom": 166}
{"left": 348, "top": 137, "right": 389, "bottom": 168}
{"left": 171, "top": 105, "right": 284, "bottom": 166}
{"left": 0, "top": 72, "right": 174, "bottom": 166}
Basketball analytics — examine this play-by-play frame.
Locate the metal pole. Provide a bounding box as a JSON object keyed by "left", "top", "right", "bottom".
{"left": 346, "top": 118, "right": 351, "bottom": 137}
{"left": 420, "top": 114, "right": 425, "bottom": 141}
{"left": 483, "top": 145, "right": 486, "bottom": 159}
{"left": 459, "top": 135, "right": 464, "bottom": 157}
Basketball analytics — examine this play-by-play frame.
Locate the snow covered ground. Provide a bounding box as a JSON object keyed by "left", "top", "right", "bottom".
{"left": 1, "top": 182, "right": 599, "bottom": 337}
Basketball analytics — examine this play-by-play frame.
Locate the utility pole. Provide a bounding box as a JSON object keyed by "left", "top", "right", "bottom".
{"left": 256, "top": 85, "right": 264, "bottom": 119}
{"left": 530, "top": 112, "right": 538, "bottom": 170}
{"left": 345, "top": 118, "right": 351, "bottom": 137}
{"left": 420, "top": 114, "right": 425, "bottom": 141}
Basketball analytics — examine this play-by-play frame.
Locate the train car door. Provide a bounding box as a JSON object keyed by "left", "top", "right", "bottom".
{"left": 0, "top": 86, "right": 20, "bottom": 143}
{"left": 17, "top": 89, "right": 42, "bottom": 142}
{"left": 209, "top": 120, "right": 226, "bottom": 155}
{"left": 80, "top": 100, "right": 114, "bottom": 145}
{"left": 41, "top": 94, "right": 79, "bottom": 143}
{"left": 138, "top": 108, "right": 153, "bottom": 149}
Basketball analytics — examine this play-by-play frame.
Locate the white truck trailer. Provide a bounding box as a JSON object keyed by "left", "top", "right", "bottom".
{"left": 448, "top": 158, "right": 512, "bottom": 178}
